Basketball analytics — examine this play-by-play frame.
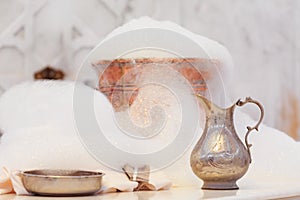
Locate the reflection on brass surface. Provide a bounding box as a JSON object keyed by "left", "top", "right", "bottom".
{"left": 190, "top": 95, "right": 264, "bottom": 190}
{"left": 19, "top": 169, "right": 104, "bottom": 196}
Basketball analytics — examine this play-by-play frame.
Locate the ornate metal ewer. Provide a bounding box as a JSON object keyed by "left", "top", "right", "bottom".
{"left": 190, "top": 95, "right": 264, "bottom": 190}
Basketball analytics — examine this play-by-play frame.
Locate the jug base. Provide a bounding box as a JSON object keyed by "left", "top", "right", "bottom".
{"left": 202, "top": 181, "right": 239, "bottom": 190}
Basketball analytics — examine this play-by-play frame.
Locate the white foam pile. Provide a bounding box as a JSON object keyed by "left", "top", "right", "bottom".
{"left": 104, "top": 16, "right": 233, "bottom": 74}
{"left": 84, "top": 17, "right": 233, "bottom": 104}
{"left": 0, "top": 81, "right": 103, "bottom": 171}
{"left": 0, "top": 81, "right": 299, "bottom": 188}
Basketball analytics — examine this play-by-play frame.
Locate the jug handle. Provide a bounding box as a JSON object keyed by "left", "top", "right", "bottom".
{"left": 236, "top": 97, "right": 264, "bottom": 163}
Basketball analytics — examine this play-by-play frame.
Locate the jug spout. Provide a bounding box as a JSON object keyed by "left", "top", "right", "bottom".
{"left": 195, "top": 94, "right": 223, "bottom": 114}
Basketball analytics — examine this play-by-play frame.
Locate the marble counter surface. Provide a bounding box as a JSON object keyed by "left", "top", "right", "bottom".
{"left": 1, "top": 180, "right": 300, "bottom": 200}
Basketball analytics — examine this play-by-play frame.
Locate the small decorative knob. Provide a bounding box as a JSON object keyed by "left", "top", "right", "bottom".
{"left": 34, "top": 66, "right": 65, "bottom": 80}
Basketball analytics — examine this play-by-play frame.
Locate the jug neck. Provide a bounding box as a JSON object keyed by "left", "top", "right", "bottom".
{"left": 196, "top": 95, "right": 222, "bottom": 113}
{"left": 196, "top": 95, "right": 235, "bottom": 124}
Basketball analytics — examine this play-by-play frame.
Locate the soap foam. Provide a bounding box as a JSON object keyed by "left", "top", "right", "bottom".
{"left": 0, "top": 81, "right": 299, "bottom": 186}
{"left": 0, "top": 81, "right": 108, "bottom": 171}
{"left": 103, "top": 17, "right": 234, "bottom": 84}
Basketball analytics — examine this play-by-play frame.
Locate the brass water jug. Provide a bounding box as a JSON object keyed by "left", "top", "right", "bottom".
{"left": 190, "top": 95, "right": 264, "bottom": 190}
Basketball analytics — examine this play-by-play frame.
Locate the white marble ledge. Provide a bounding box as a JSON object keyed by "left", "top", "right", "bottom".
{"left": 1, "top": 181, "right": 300, "bottom": 200}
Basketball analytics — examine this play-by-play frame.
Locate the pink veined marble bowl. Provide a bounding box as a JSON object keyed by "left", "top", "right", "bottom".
{"left": 92, "top": 58, "right": 219, "bottom": 111}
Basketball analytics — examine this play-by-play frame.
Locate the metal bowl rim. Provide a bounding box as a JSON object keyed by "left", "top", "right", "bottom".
{"left": 21, "top": 169, "right": 105, "bottom": 179}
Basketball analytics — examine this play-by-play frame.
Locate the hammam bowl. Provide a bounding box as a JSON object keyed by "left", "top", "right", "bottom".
{"left": 93, "top": 57, "right": 219, "bottom": 111}
{"left": 19, "top": 169, "right": 104, "bottom": 196}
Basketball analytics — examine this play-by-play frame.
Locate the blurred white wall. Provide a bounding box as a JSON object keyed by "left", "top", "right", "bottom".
{"left": 0, "top": 0, "right": 299, "bottom": 139}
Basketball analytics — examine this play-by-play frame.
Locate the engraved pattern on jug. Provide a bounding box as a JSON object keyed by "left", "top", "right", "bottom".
{"left": 191, "top": 111, "right": 250, "bottom": 181}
